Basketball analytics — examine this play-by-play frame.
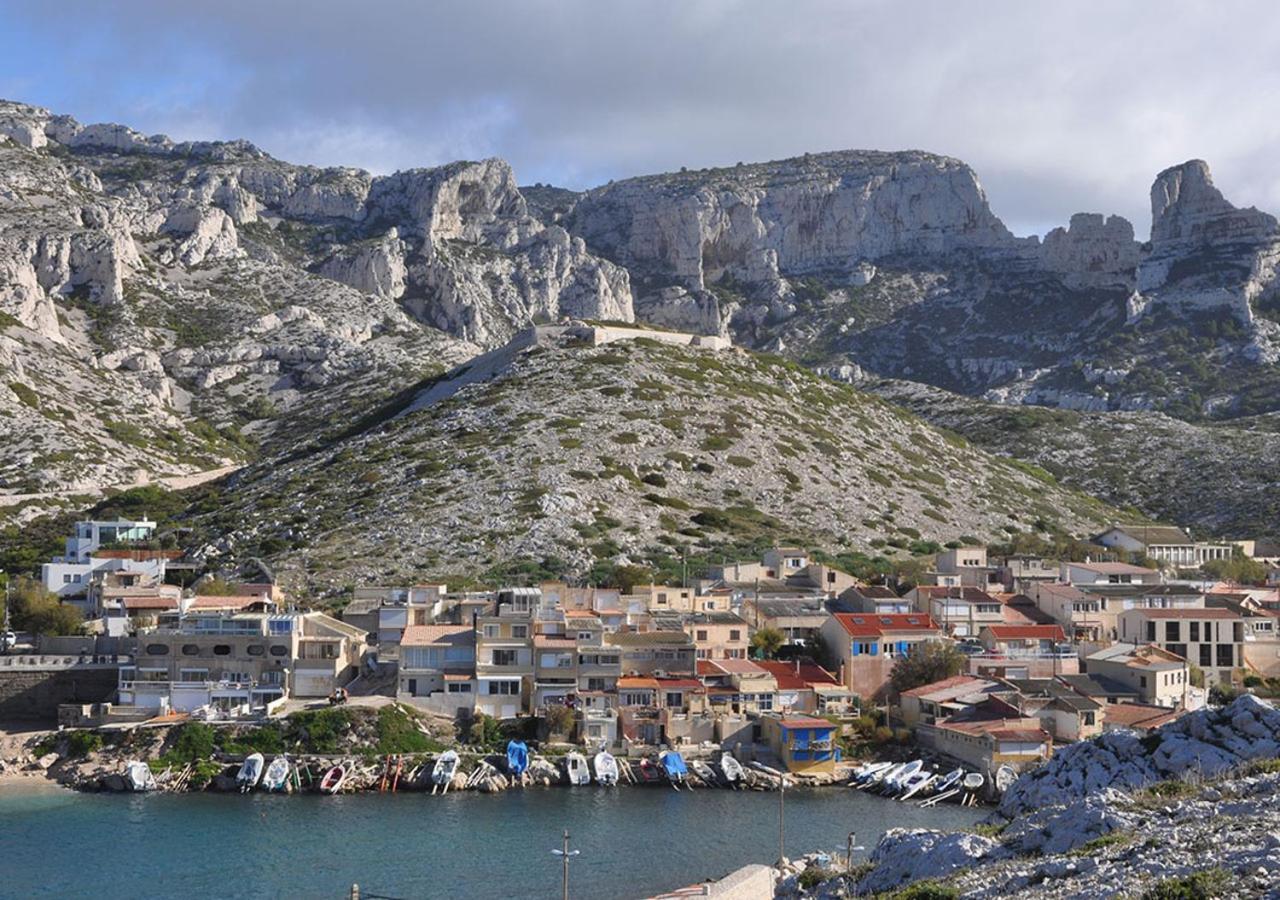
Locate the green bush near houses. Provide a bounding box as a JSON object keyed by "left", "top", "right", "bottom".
{"left": 1141, "top": 868, "right": 1234, "bottom": 900}
{"left": 65, "top": 730, "right": 104, "bottom": 757}
{"left": 375, "top": 704, "right": 445, "bottom": 755}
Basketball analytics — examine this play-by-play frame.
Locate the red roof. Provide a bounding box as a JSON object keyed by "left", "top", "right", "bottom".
{"left": 696, "top": 659, "right": 724, "bottom": 677}
{"left": 984, "top": 625, "right": 1067, "bottom": 641}
{"left": 655, "top": 677, "right": 704, "bottom": 690}
{"left": 755, "top": 661, "right": 839, "bottom": 691}
{"left": 899, "top": 674, "right": 989, "bottom": 699}
{"left": 831, "top": 613, "right": 940, "bottom": 637}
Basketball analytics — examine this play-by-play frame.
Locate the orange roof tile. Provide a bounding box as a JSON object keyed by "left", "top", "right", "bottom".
{"left": 831, "top": 613, "right": 940, "bottom": 637}
{"left": 401, "top": 625, "right": 473, "bottom": 647}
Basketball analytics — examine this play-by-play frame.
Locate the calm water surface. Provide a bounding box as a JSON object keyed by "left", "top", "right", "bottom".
{"left": 0, "top": 784, "right": 981, "bottom": 899}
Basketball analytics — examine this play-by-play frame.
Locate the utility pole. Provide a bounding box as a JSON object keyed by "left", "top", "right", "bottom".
{"left": 552, "top": 829, "right": 579, "bottom": 900}
{"left": 777, "top": 771, "right": 786, "bottom": 870}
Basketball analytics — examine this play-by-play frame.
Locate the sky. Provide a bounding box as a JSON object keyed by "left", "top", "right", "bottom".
{"left": 2, "top": 1, "right": 1279, "bottom": 237}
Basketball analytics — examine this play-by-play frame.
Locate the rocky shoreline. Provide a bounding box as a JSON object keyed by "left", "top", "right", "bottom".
{"left": 776, "top": 695, "right": 1280, "bottom": 899}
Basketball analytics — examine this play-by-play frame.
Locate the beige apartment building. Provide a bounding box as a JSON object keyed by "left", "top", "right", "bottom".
{"left": 1117, "top": 608, "right": 1244, "bottom": 687}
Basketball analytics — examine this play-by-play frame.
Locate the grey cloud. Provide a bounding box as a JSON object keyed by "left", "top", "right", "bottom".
{"left": 7, "top": 0, "right": 1280, "bottom": 237}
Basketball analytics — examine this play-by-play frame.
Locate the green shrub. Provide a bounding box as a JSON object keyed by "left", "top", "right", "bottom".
{"left": 889, "top": 880, "right": 960, "bottom": 900}
{"left": 375, "top": 704, "right": 445, "bottom": 755}
{"left": 1141, "top": 868, "right": 1233, "bottom": 900}
{"left": 797, "top": 867, "right": 837, "bottom": 890}
{"left": 65, "top": 730, "right": 103, "bottom": 757}
{"left": 8, "top": 382, "right": 38, "bottom": 409}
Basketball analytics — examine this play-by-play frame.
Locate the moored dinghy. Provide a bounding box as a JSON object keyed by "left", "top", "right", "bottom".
{"left": 236, "top": 753, "right": 265, "bottom": 792}
{"left": 593, "top": 750, "right": 619, "bottom": 786}
{"left": 719, "top": 752, "right": 745, "bottom": 787}
{"left": 432, "top": 751, "right": 459, "bottom": 793}
{"left": 637, "top": 757, "right": 663, "bottom": 784}
{"left": 659, "top": 750, "right": 688, "bottom": 789}
{"left": 262, "top": 755, "right": 290, "bottom": 792}
{"left": 995, "top": 764, "right": 1017, "bottom": 794}
{"left": 319, "top": 763, "right": 348, "bottom": 795}
{"left": 690, "top": 759, "right": 716, "bottom": 786}
{"left": 564, "top": 752, "right": 591, "bottom": 786}
{"left": 125, "top": 760, "right": 155, "bottom": 792}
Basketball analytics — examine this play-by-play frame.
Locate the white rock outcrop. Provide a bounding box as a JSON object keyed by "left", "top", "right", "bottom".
{"left": 161, "top": 206, "right": 240, "bottom": 267}
{"left": 1039, "top": 213, "right": 1140, "bottom": 290}
{"left": 317, "top": 229, "right": 407, "bottom": 300}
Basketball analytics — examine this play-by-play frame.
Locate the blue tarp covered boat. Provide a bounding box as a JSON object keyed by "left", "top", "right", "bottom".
{"left": 659, "top": 750, "right": 688, "bottom": 784}
{"left": 506, "top": 740, "right": 529, "bottom": 776}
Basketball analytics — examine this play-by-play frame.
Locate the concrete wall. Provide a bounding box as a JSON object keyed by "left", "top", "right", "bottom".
{"left": 0, "top": 666, "right": 120, "bottom": 720}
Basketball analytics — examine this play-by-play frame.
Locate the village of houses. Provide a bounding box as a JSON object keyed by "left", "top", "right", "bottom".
{"left": 6, "top": 515, "right": 1280, "bottom": 797}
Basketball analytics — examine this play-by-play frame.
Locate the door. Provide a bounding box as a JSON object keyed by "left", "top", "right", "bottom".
{"left": 408, "top": 678, "right": 417, "bottom": 695}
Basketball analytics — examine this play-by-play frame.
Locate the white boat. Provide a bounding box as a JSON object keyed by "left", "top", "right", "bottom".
{"left": 690, "top": 759, "right": 716, "bottom": 785}
{"left": 932, "top": 767, "right": 965, "bottom": 794}
{"left": 262, "top": 755, "right": 290, "bottom": 792}
{"left": 880, "top": 760, "right": 922, "bottom": 794}
{"left": 236, "top": 753, "right": 264, "bottom": 792}
{"left": 850, "top": 761, "right": 893, "bottom": 785}
{"left": 865, "top": 761, "right": 905, "bottom": 790}
{"left": 564, "top": 752, "right": 591, "bottom": 786}
{"left": 963, "top": 772, "right": 985, "bottom": 791}
{"left": 593, "top": 751, "right": 619, "bottom": 786}
{"left": 897, "top": 770, "right": 935, "bottom": 801}
{"left": 125, "top": 760, "right": 155, "bottom": 792}
{"left": 432, "top": 751, "right": 459, "bottom": 792}
{"left": 995, "top": 764, "right": 1017, "bottom": 794}
{"left": 719, "top": 752, "right": 745, "bottom": 786}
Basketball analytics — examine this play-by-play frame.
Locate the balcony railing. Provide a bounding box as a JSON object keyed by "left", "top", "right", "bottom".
{"left": 970, "top": 648, "right": 1076, "bottom": 660}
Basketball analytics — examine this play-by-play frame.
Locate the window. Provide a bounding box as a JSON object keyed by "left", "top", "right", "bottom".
{"left": 269, "top": 645, "right": 289, "bottom": 657}
{"left": 1165, "top": 622, "right": 1180, "bottom": 642}
{"left": 447, "top": 682, "right": 472, "bottom": 694}
{"left": 586, "top": 678, "right": 607, "bottom": 692}
{"left": 492, "top": 649, "right": 518, "bottom": 666}
{"left": 63, "top": 575, "right": 73, "bottom": 584}
{"left": 483, "top": 625, "right": 500, "bottom": 639}
{"left": 665, "top": 692, "right": 683, "bottom": 707}
{"left": 1199, "top": 644, "right": 1212, "bottom": 667}
{"left": 696, "top": 630, "right": 709, "bottom": 642}
{"left": 486, "top": 680, "right": 519, "bottom": 695}
{"left": 178, "top": 668, "right": 208, "bottom": 682}
{"left": 729, "top": 630, "right": 741, "bottom": 642}
{"left": 577, "top": 631, "right": 593, "bottom": 641}
{"left": 511, "top": 625, "right": 528, "bottom": 639}
{"left": 181, "top": 644, "right": 200, "bottom": 656}
{"left": 268, "top": 619, "right": 293, "bottom": 636}
{"left": 261, "top": 670, "right": 284, "bottom": 686}
{"left": 1217, "top": 644, "right": 1234, "bottom": 668}
{"left": 246, "top": 645, "right": 265, "bottom": 656}
{"left": 213, "top": 645, "right": 231, "bottom": 656}
{"left": 1189, "top": 622, "right": 1200, "bottom": 642}
{"left": 757, "top": 693, "right": 773, "bottom": 710}
{"left": 1146, "top": 622, "right": 1156, "bottom": 642}
{"left": 1139, "top": 676, "right": 1147, "bottom": 688}
{"left": 145, "top": 644, "right": 169, "bottom": 655}
{"left": 1082, "top": 712, "right": 1095, "bottom": 726}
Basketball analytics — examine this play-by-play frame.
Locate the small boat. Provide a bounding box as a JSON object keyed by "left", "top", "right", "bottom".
{"left": 850, "top": 761, "right": 893, "bottom": 785}
{"left": 637, "top": 757, "right": 664, "bottom": 784}
{"left": 262, "top": 755, "right": 290, "bottom": 792}
{"left": 995, "top": 764, "right": 1017, "bottom": 794}
{"left": 963, "top": 772, "right": 985, "bottom": 791}
{"left": 593, "top": 751, "right": 619, "bottom": 786}
{"left": 564, "top": 752, "right": 591, "bottom": 786}
{"left": 236, "top": 753, "right": 264, "bottom": 792}
{"left": 690, "top": 759, "right": 716, "bottom": 785}
{"left": 719, "top": 752, "right": 745, "bottom": 787}
{"left": 931, "top": 767, "right": 965, "bottom": 795}
{"left": 125, "top": 760, "right": 155, "bottom": 792}
{"left": 432, "top": 751, "right": 459, "bottom": 793}
{"left": 897, "top": 770, "right": 935, "bottom": 801}
{"left": 319, "top": 763, "right": 348, "bottom": 795}
{"left": 660, "top": 750, "right": 688, "bottom": 788}
{"left": 863, "top": 761, "right": 904, "bottom": 790}
{"left": 506, "top": 740, "right": 529, "bottom": 777}
{"left": 880, "top": 760, "right": 922, "bottom": 795}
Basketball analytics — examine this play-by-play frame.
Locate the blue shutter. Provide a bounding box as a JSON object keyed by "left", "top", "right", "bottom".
{"left": 869, "top": 643, "right": 879, "bottom": 656}
{"left": 897, "top": 641, "right": 909, "bottom": 655}
{"left": 851, "top": 641, "right": 861, "bottom": 656}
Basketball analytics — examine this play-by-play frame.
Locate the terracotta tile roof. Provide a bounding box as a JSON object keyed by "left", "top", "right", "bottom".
{"left": 984, "top": 625, "right": 1067, "bottom": 641}
{"left": 831, "top": 613, "right": 940, "bottom": 637}
{"left": 655, "top": 677, "right": 704, "bottom": 690}
{"left": 121, "top": 596, "right": 179, "bottom": 610}
{"left": 1103, "top": 701, "right": 1185, "bottom": 730}
{"left": 707, "top": 658, "right": 769, "bottom": 676}
{"left": 755, "top": 661, "right": 840, "bottom": 690}
{"left": 400, "top": 625, "right": 473, "bottom": 647}
{"left": 189, "top": 595, "right": 267, "bottom": 609}
{"left": 1069, "top": 561, "right": 1157, "bottom": 575}
{"left": 617, "top": 676, "right": 660, "bottom": 690}
{"left": 533, "top": 635, "right": 577, "bottom": 648}
{"left": 696, "top": 659, "right": 724, "bottom": 677}
{"left": 778, "top": 717, "right": 833, "bottom": 729}
{"left": 989, "top": 728, "right": 1049, "bottom": 741}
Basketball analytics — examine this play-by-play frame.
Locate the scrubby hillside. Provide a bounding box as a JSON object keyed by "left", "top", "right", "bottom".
{"left": 865, "top": 377, "right": 1280, "bottom": 536}
{"left": 187, "top": 332, "right": 1120, "bottom": 595}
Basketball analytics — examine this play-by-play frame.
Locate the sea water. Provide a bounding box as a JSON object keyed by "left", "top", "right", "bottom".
{"left": 0, "top": 784, "right": 982, "bottom": 899}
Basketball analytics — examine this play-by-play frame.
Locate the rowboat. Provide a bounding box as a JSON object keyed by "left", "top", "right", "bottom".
{"left": 659, "top": 750, "right": 688, "bottom": 788}
{"left": 637, "top": 757, "right": 664, "bottom": 784}
{"left": 932, "top": 767, "right": 965, "bottom": 795}
{"left": 506, "top": 740, "right": 529, "bottom": 777}
{"left": 236, "top": 753, "right": 264, "bottom": 792}
{"left": 880, "top": 760, "right": 922, "bottom": 794}
{"left": 125, "top": 760, "right": 155, "bottom": 792}
{"left": 564, "top": 752, "right": 591, "bottom": 786}
{"left": 319, "top": 763, "right": 348, "bottom": 795}
{"left": 963, "top": 772, "right": 985, "bottom": 791}
{"left": 690, "top": 759, "right": 717, "bottom": 785}
{"left": 262, "top": 755, "right": 290, "bottom": 792}
{"left": 850, "top": 761, "right": 893, "bottom": 785}
{"left": 995, "top": 764, "right": 1017, "bottom": 794}
{"left": 719, "top": 752, "right": 745, "bottom": 786}
{"left": 432, "top": 751, "right": 459, "bottom": 793}
{"left": 593, "top": 751, "right": 619, "bottom": 786}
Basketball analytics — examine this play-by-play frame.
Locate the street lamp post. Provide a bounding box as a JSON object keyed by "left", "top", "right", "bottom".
{"left": 551, "top": 829, "right": 580, "bottom": 900}
{"left": 778, "top": 771, "right": 786, "bottom": 869}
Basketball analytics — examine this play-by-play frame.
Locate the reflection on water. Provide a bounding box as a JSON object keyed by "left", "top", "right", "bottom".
{"left": 2, "top": 785, "right": 983, "bottom": 899}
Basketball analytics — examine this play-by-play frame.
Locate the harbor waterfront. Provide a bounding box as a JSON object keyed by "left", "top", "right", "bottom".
{"left": 0, "top": 783, "right": 983, "bottom": 899}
